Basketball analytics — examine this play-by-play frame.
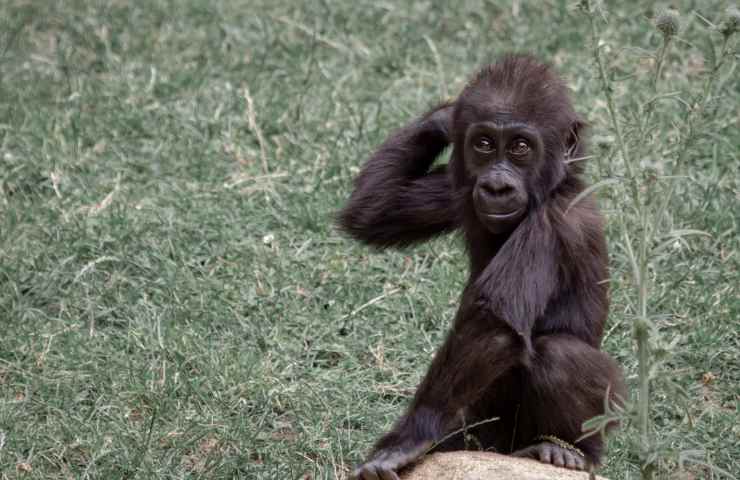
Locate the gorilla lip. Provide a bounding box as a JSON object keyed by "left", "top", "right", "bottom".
{"left": 478, "top": 208, "right": 523, "bottom": 221}
{"left": 472, "top": 189, "right": 526, "bottom": 221}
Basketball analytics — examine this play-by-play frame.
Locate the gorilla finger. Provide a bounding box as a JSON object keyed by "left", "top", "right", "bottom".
{"left": 511, "top": 446, "right": 530, "bottom": 458}
{"left": 552, "top": 449, "right": 565, "bottom": 467}
{"left": 538, "top": 445, "right": 553, "bottom": 464}
{"left": 354, "top": 466, "right": 380, "bottom": 480}
{"left": 378, "top": 468, "right": 400, "bottom": 480}
{"left": 564, "top": 451, "right": 577, "bottom": 470}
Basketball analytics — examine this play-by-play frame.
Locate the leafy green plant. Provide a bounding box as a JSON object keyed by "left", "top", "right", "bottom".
{"left": 580, "top": 1, "right": 738, "bottom": 478}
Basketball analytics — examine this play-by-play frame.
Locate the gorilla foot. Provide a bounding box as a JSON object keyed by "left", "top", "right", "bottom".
{"left": 513, "top": 440, "right": 588, "bottom": 471}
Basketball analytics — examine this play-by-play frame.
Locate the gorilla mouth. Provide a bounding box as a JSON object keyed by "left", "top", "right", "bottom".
{"left": 472, "top": 188, "right": 526, "bottom": 225}
{"left": 478, "top": 207, "right": 523, "bottom": 221}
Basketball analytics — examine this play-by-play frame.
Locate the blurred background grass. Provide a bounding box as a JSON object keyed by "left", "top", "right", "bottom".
{"left": 0, "top": 1, "right": 737, "bottom": 478}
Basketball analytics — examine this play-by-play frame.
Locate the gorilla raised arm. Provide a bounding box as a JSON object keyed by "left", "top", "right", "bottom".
{"left": 338, "top": 102, "right": 458, "bottom": 248}
{"left": 339, "top": 55, "right": 625, "bottom": 480}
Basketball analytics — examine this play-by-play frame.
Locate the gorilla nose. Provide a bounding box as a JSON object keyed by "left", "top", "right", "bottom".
{"left": 479, "top": 179, "right": 515, "bottom": 199}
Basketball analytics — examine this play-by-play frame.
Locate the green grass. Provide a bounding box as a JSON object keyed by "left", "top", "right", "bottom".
{"left": 0, "top": 1, "right": 737, "bottom": 478}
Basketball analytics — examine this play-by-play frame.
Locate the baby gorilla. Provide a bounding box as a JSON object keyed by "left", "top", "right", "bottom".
{"left": 339, "top": 55, "right": 625, "bottom": 480}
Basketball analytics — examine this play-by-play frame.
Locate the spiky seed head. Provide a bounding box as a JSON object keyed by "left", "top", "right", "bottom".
{"left": 720, "top": 6, "right": 740, "bottom": 37}
{"left": 576, "top": 0, "right": 590, "bottom": 13}
{"left": 654, "top": 8, "right": 681, "bottom": 38}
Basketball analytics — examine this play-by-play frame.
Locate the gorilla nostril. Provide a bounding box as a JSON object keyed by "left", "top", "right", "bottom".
{"left": 498, "top": 185, "right": 515, "bottom": 196}
{"left": 482, "top": 183, "right": 514, "bottom": 197}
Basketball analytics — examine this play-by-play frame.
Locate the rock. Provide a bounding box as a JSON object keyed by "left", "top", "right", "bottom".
{"left": 400, "top": 451, "right": 606, "bottom": 480}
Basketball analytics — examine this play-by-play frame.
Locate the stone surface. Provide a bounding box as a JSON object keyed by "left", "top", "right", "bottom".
{"left": 399, "top": 451, "right": 606, "bottom": 480}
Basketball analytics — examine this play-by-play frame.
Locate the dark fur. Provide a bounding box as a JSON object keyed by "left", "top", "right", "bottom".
{"left": 339, "top": 55, "right": 625, "bottom": 476}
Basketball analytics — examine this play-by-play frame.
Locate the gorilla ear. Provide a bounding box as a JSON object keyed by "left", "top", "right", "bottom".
{"left": 565, "top": 120, "right": 585, "bottom": 161}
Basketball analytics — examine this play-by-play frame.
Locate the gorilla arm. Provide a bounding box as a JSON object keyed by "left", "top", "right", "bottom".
{"left": 338, "top": 104, "right": 459, "bottom": 249}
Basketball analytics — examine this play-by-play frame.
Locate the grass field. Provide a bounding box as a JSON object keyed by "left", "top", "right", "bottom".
{"left": 1, "top": 1, "right": 738, "bottom": 478}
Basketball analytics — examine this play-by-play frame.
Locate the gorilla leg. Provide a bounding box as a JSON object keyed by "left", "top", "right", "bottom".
{"left": 513, "top": 334, "right": 626, "bottom": 470}
{"left": 352, "top": 324, "right": 525, "bottom": 480}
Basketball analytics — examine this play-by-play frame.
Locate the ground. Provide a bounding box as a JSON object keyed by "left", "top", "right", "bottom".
{"left": 0, "top": 1, "right": 738, "bottom": 478}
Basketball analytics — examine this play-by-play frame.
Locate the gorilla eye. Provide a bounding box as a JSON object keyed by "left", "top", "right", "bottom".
{"left": 474, "top": 137, "right": 495, "bottom": 154}
{"left": 509, "top": 139, "right": 530, "bottom": 156}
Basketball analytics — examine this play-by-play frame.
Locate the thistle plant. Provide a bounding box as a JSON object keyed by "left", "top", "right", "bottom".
{"left": 720, "top": 6, "right": 740, "bottom": 37}
{"left": 653, "top": 8, "right": 680, "bottom": 89}
{"left": 580, "top": 1, "right": 738, "bottom": 479}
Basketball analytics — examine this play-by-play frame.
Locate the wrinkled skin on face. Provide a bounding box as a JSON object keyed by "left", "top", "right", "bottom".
{"left": 448, "top": 59, "right": 583, "bottom": 238}
{"left": 464, "top": 121, "right": 544, "bottom": 233}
